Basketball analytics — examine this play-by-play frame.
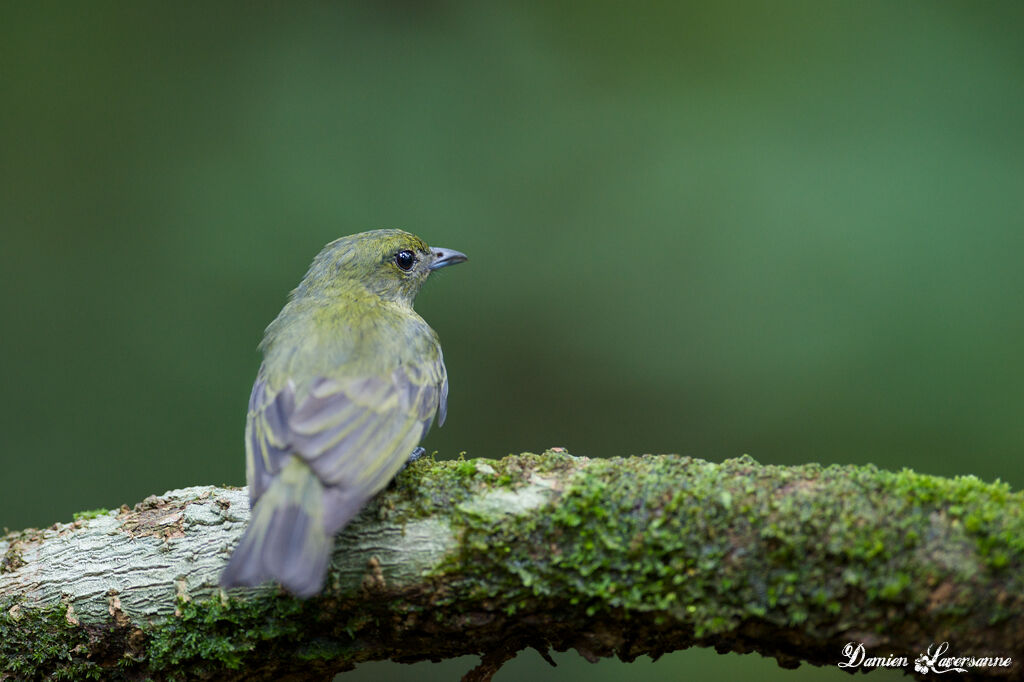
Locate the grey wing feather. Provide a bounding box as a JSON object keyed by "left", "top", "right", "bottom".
{"left": 287, "top": 369, "right": 434, "bottom": 492}
{"left": 438, "top": 373, "right": 449, "bottom": 427}
{"left": 245, "top": 357, "right": 448, "bottom": 510}
{"left": 245, "top": 369, "right": 293, "bottom": 502}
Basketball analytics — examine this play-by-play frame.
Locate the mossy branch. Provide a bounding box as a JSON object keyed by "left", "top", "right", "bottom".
{"left": 1, "top": 451, "right": 1022, "bottom": 681}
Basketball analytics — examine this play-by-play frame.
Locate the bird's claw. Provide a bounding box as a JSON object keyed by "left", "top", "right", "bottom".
{"left": 392, "top": 447, "right": 427, "bottom": 482}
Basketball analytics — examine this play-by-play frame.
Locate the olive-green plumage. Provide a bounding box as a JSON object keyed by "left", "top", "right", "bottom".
{"left": 220, "top": 229, "right": 466, "bottom": 597}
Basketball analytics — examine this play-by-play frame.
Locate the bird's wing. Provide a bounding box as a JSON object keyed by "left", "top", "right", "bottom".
{"left": 437, "top": 346, "right": 450, "bottom": 427}
{"left": 245, "top": 357, "right": 446, "bottom": 504}
{"left": 245, "top": 366, "right": 295, "bottom": 502}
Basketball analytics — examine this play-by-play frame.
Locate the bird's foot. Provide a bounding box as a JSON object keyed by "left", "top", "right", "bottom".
{"left": 407, "top": 446, "right": 426, "bottom": 464}
{"left": 392, "top": 447, "right": 427, "bottom": 484}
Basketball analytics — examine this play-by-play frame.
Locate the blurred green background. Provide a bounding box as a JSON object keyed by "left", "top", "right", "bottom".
{"left": 2, "top": 2, "right": 1021, "bottom": 680}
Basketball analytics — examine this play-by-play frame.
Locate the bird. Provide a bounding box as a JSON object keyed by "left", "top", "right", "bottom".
{"left": 220, "top": 229, "right": 466, "bottom": 597}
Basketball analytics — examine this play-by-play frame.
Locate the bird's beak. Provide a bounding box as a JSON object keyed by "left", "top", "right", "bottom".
{"left": 429, "top": 247, "right": 468, "bottom": 270}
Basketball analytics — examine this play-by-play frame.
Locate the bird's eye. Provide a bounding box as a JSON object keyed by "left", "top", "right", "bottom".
{"left": 394, "top": 250, "right": 416, "bottom": 271}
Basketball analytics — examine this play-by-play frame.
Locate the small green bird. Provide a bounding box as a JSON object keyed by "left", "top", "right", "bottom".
{"left": 221, "top": 229, "right": 466, "bottom": 597}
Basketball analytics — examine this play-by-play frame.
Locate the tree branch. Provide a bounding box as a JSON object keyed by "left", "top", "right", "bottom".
{"left": 1, "top": 451, "right": 1022, "bottom": 681}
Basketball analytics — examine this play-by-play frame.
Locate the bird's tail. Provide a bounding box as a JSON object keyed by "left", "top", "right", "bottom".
{"left": 220, "top": 457, "right": 333, "bottom": 598}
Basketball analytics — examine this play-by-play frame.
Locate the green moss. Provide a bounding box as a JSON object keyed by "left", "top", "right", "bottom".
{"left": 0, "top": 601, "right": 101, "bottom": 680}
{"left": 1, "top": 545, "right": 25, "bottom": 574}
{"left": 385, "top": 449, "right": 584, "bottom": 525}
{"left": 145, "top": 593, "right": 350, "bottom": 680}
{"left": 72, "top": 508, "right": 111, "bottom": 521}
{"left": 1, "top": 591, "right": 367, "bottom": 681}
{"left": 425, "top": 452, "right": 1023, "bottom": 642}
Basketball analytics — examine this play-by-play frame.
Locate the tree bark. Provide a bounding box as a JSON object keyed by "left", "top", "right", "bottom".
{"left": 1, "top": 451, "right": 1022, "bottom": 681}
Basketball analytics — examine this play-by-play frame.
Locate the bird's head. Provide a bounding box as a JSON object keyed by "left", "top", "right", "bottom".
{"left": 296, "top": 229, "right": 467, "bottom": 306}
